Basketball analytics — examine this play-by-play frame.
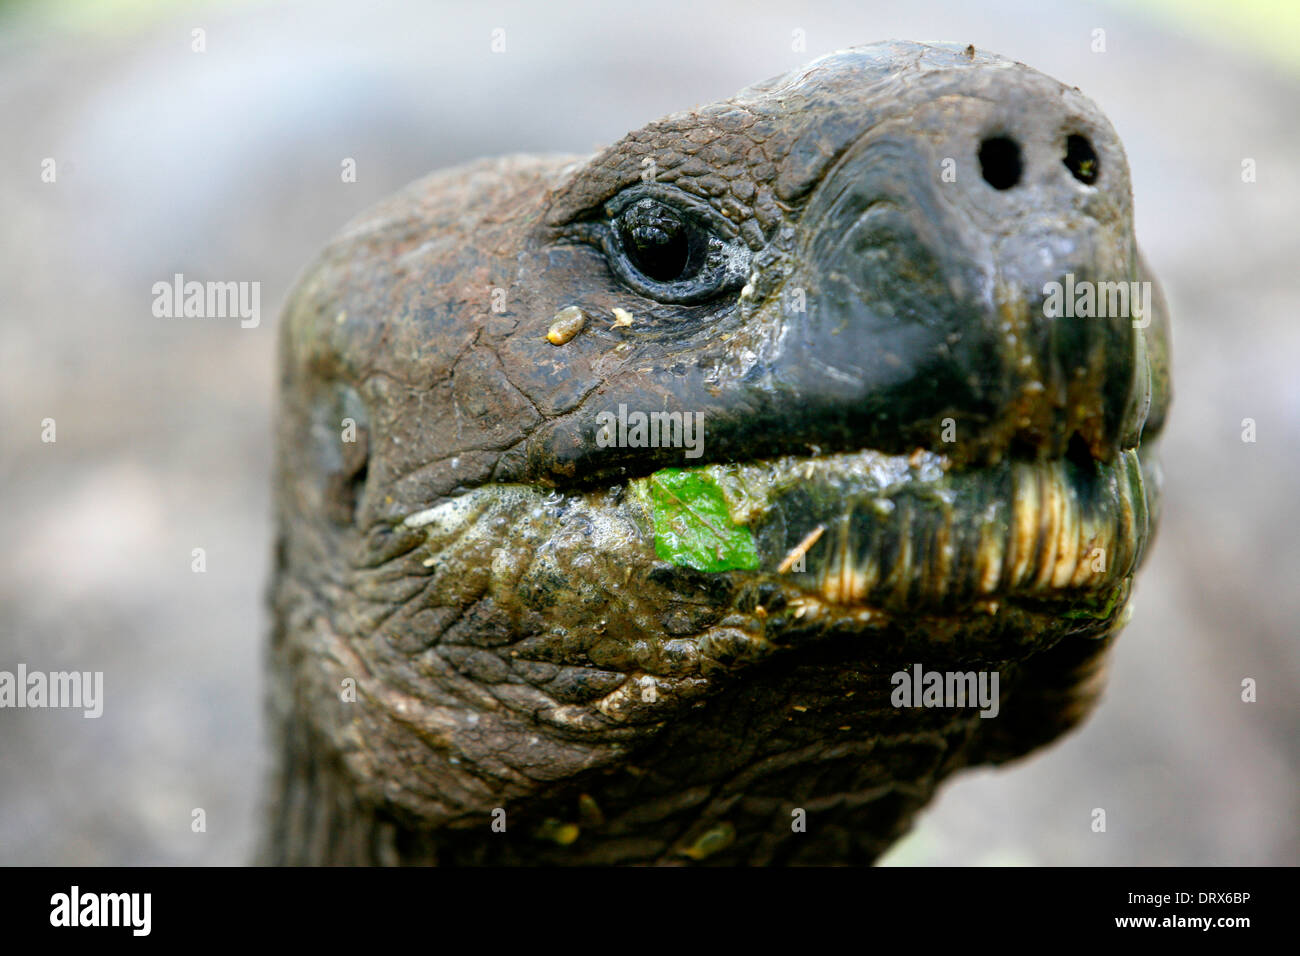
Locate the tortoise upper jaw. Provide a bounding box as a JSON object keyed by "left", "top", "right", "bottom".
{"left": 764, "top": 86, "right": 1145, "bottom": 470}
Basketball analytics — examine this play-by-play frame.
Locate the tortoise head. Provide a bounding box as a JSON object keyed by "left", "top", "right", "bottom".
{"left": 270, "top": 41, "right": 1169, "bottom": 864}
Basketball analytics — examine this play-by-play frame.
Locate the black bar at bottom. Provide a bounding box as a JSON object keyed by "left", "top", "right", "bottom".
{"left": 1, "top": 865, "right": 1282, "bottom": 942}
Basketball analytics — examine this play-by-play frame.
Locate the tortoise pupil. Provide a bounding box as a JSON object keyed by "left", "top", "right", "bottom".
{"left": 619, "top": 199, "right": 691, "bottom": 282}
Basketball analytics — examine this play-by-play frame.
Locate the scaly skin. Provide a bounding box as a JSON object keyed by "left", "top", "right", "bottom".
{"left": 264, "top": 42, "right": 1170, "bottom": 865}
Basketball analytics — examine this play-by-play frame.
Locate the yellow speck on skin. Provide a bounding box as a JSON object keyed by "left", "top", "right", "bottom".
{"left": 536, "top": 819, "right": 580, "bottom": 845}
{"left": 577, "top": 793, "right": 605, "bottom": 827}
{"left": 792, "top": 705, "right": 807, "bottom": 713}
{"left": 547, "top": 306, "right": 586, "bottom": 345}
{"left": 611, "top": 307, "right": 634, "bottom": 328}
{"left": 680, "top": 822, "right": 736, "bottom": 860}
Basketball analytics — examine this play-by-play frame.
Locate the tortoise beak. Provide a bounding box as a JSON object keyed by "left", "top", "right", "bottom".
{"left": 763, "top": 85, "right": 1148, "bottom": 469}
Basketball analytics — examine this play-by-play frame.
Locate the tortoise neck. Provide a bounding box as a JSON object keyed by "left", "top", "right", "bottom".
{"left": 260, "top": 710, "right": 438, "bottom": 866}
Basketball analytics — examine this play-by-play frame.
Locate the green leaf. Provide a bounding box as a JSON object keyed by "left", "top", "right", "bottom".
{"left": 647, "top": 467, "right": 760, "bottom": 573}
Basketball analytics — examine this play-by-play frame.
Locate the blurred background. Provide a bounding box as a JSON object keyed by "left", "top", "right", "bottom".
{"left": 0, "top": 0, "right": 1296, "bottom": 865}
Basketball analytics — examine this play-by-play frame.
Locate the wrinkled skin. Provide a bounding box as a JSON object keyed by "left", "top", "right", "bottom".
{"left": 265, "top": 42, "right": 1170, "bottom": 865}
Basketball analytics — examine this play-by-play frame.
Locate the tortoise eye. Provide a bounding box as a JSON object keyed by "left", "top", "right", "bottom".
{"left": 596, "top": 187, "right": 752, "bottom": 305}
{"left": 617, "top": 198, "right": 693, "bottom": 282}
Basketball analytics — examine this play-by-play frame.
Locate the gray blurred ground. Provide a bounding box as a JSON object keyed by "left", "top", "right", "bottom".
{"left": 0, "top": 0, "right": 1296, "bottom": 865}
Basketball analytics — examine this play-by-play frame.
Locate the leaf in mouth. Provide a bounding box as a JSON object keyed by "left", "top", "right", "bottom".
{"left": 647, "top": 467, "right": 760, "bottom": 573}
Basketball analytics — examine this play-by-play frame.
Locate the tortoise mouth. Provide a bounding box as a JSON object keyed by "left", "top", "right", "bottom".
{"left": 399, "top": 442, "right": 1152, "bottom": 627}
{"left": 625, "top": 443, "right": 1151, "bottom": 613}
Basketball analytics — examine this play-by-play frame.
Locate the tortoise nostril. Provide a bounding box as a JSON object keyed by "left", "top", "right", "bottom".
{"left": 1064, "top": 133, "right": 1099, "bottom": 184}
{"left": 978, "top": 136, "right": 1022, "bottom": 190}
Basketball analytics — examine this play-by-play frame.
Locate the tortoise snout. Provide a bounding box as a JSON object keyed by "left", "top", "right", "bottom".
{"left": 765, "top": 81, "right": 1143, "bottom": 466}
